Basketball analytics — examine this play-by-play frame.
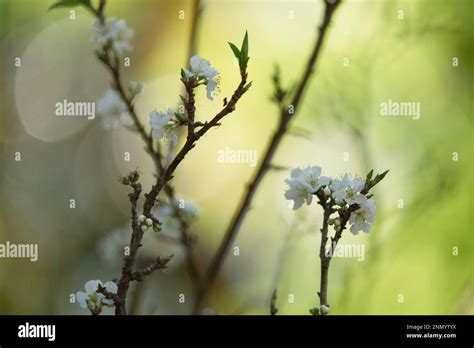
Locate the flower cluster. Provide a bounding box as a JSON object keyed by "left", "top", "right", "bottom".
{"left": 285, "top": 166, "right": 386, "bottom": 235}
{"left": 92, "top": 18, "right": 134, "bottom": 57}
{"left": 138, "top": 214, "right": 155, "bottom": 232}
{"left": 182, "top": 56, "right": 220, "bottom": 100}
{"left": 75, "top": 280, "right": 117, "bottom": 315}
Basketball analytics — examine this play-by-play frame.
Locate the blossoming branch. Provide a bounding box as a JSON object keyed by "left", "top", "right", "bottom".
{"left": 50, "top": 0, "right": 251, "bottom": 315}
{"left": 285, "top": 166, "right": 389, "bottom": 315}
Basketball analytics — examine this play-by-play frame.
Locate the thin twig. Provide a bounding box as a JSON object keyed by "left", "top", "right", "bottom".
{"left": 317, "top": 190, "right": 357, "bottom": 309}
{"left": 131, "top": 255, "right": 173, "bottom": 281}
{"left": 142, "top": 70, "right": 250, "bottom": 219}
{"left": 270, "top": 289, "right": 278, "bottom": 315}
{"left": 193, "top": 0, "right": 342, "bottom": 314}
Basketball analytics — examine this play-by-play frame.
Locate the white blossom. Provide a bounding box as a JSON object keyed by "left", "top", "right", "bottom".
{"left": 101, "top": 281, "right": 118, "bottom": 306}
{"left": 138, "top": 215, "right": 146, "bottom": 223}
{"left": 284, "top": 178, "right": 313, "bottom": 210}
{"left": 97, "top": 90, "right": 127, "bottom": 129}
{"left": 284, "top": 166, "right": 330, "bottom": 210}
{"left": 205, "top": 78, "right": 218, "bottom": 101}
{"left": 330, "top": 174, "right": 366, "bottom": 205}
{"left": 349, "top": 198, "right": 376, "bottom": 235}
{"left": 183, "top": 55, "right": 219, "bottom": 101}
{"left": 298, "top": 166, "right": 330, "bottom": 193}
{"left": 75, "top": 280, "right": 117, "bottom": 313}
{"left": 149, "top": 108, "right": 174, "bottom": 141}
{"left": 92, "top": 18, "right": 134, "bottom": 57}
{"left": 165, "top": 124, "right": 180, "bottom": 147}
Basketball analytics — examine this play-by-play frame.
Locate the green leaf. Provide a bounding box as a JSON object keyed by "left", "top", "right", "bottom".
{"left": 241, "top": 31, "right": 248, "bottom": 59}
{"left": 239, "top": 31, "right": 249, "bottom": 69}
{"left": 49, "top": 0, "right": 90, "bottom": 11}
{"left": 377, "top": 169, "right": 389, "bottom": 180}
{"left": 366, "top": 169, "right": 374, "bottom": 181}
{"left": 374, "top": 169, "right": 389, "bottom": 185}
{"left": 244, "top": 81, "right": 253, "bottom": 90}
{"left": 228, "top": 42, "right": 241, "bottom": 60}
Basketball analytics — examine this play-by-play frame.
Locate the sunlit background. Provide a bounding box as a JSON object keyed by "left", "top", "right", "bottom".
{"left": 0, "top": 0, "right": 472, "bottom": 315}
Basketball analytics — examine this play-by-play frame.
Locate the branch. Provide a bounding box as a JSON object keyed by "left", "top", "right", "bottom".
{"left": 193, "top": 0, "right": 342, "bottom": 314}
{"left": 195, "top": 70, "right": 250, "bottom": 138}
{"left": 115, "top": 177, "right": 144, "bottom": 315}
{"left": 163, "top": 186, "right": 201, "bottom": 284}
{"left": 131, "top": 255, "right": 174, "bottom": 282}
{"left": 142, "top": 69, "right": 249, "bottom": 218}
{"left": 97, "top": 284, "right": 121, "bottom": 305}
{"left": 317, "top": 195, "right": 333, "bottom": 308}
{"left": 90, "top": 1, "right": 206, "bottom": 313}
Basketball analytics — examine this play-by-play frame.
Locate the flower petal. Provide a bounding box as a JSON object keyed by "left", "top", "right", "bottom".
{"left": 75, "top": 291, "right": 88, "bottom": 309}
{"left": 84, "top": 280, "right": 101, "bottom": 294}
{"left": 104, "top": 281, "right": 118, "bottom": 294}
{"left": 206, "top": 79, "right": 217, "bottom": 101}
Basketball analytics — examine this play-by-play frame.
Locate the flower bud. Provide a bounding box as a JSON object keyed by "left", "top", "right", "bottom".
{"left": 138, "top": 215, "right": 146, "bottom": 223}
{"left": 323, "top": 187, "right": 331, "bottom": 196}
{"left": 320, "top": 304, "right": 330, "bottom": 315}
{"left": 129, "top": 171, "right": 140, "bottom": 183}
{"left": 146, "top": 218, "right": 153, "bottom": 226}
{"left": 128, "top": 81, "right": 143, "bottom": 98}
{"left": 141, "top": 225, "right": 148, "bottom": 232}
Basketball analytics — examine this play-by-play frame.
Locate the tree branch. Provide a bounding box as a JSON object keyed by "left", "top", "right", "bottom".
{"left": 142, "top": 70, "right": 249, "bottom": 219}
{"left": 90, "top": 1, "right": 207, "bottom": 313}
{"left": 131, "top": 255, "right": 173, "bottom": 282}
{"left": 193, "top": 0, "right": 342, "bottom": 314}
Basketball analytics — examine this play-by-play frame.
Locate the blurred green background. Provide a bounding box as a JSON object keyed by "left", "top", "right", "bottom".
{"left": 0, "top": 0, "right": 472, "bottom": 315}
